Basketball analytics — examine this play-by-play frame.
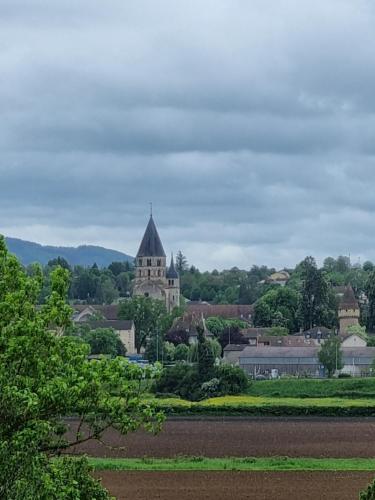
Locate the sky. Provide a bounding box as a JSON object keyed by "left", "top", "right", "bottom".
{"left": 1, "top": 0, "right": 375, "bottom": 271}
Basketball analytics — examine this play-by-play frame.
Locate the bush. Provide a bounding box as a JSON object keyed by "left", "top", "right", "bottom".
{"left": 361, "top": 479, "right": 375, "bottom": 499}
{"left": 338, "top": 373, "right": 351, "bottom": 378}
{"left": 215, "top": 364, "right": 249, "bottom": 395}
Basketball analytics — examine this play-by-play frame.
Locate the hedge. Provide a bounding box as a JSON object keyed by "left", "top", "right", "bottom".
{"left": 150, "top": 395, "right": 375, "bottom": 417}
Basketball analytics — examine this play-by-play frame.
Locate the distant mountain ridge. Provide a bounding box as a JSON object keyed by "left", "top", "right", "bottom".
{"left": 5, "top": 237, "right": 134, "bottom": 267}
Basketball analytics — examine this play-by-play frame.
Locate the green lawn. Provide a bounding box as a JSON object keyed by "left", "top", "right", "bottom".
{"left": 88, "top": 456, "right": 375, "bottom": 471}
{"left": 247, "top": 378, "right": 375, "bottom": 399}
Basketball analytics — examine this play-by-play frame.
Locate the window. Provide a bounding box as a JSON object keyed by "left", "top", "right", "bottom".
{"left": 148, "top": 269, "right": 151, "bottom": 279}
{"left": 138, "top": 270, "right": 141, "bottom": 277}
{"left": 158, "top": 269, "right": 161, "bottom": 277}
{"left": 157, "top": 259, "right": 161, "bottom": 266}
{"left": 147, "top": 258, "right": 152, "bottom": 266}
{"left": 138, "top": 258, "right": 143, "bottom": 266}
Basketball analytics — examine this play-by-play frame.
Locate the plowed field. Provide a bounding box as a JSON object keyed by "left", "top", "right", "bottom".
{"left": 95, "top": 471, "right": 375, "bottom": 500}
{"left": 70, "top": 418, "right": 375, "bottom": 458}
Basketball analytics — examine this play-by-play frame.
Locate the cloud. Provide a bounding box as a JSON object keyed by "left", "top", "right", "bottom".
{"left": 1, "top": 0, "right": 375, "bottom": 269}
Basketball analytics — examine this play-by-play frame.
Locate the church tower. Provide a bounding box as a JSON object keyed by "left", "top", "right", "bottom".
{"left": 165, "top": 254, "right": 180, "bottom": 312}
{"left": 133, "top": 214, "right": 180, "bottom": 312}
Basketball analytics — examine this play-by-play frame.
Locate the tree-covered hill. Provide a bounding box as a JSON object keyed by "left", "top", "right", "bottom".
{"left": 5, "top": 237, "right": 134, "bottom": 267}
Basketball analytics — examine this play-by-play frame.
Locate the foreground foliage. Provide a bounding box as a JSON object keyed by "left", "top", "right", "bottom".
{"left": 0, "top": 237, "right": 163, "bottom": 499}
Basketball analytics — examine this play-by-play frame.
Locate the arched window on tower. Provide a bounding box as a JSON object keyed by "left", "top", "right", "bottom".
{"left": 148, "top": 269, "right": 151, "bottom": 279}
{"left": 158, "top": 269, "right": 161, "bottom": 277}
{"left": 157, "top": 259, "right": 161, "bottom": 266}
{"left": 147, "top": 258, "right": 152, "bottom": 266}
{"left": 138, "top": 258, "right": 143, "bottom": 266}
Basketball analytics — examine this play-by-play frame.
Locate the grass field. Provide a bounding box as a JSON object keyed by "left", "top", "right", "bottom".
{"left": 88, "top": 456, "right": 375, "bottom": 471}
{"left": 247, "top": 378, "right": 375, "bottom": 399}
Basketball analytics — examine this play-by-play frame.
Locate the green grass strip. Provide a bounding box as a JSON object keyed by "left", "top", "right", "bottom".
{"left": 87, "top": 457, "right": 375, "bottom": 472}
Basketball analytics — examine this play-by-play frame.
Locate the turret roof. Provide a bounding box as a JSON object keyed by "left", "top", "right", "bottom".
{"left": 136, "top": 216, "right": 166, "bottom": 258}
{"left": 339, "top": 285, "right": 359, "bottom": 310}
{"left": 166, "top": 254, "right": 179, "bottom": 279}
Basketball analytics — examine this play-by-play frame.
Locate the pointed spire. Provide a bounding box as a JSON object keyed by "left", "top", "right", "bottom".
{"left": 136, "top": 215, "right": 166, "bottom": 258}
{"left": 166, "top": 252, "right": 179, "bottom": 279}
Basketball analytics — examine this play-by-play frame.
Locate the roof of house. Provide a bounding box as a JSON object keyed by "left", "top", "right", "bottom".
{"left": 72, "top": 304, "right": 120, "bottom": 320}
{"left": 339, "top": 286, "right": 359, "bottom": 310}
{"left": 258, "top": 335, "right": 315, "bottom": 347}
{"left": 241, "top": 327, "right": 273, "bottom": 338}
{"left": 169, "top": 312, "right": 211, "bottom": 337}
{"left": 166, "top": 254, "right": 179, "bottom": 279}
{"left": 223, "top": 344, "right": 247, "bottom": 352}
{"left": 240, "top": 346, "right": 320, "bottom": 358}
{"left": 136, "top": 215, "right": 166, "bottom": 258}
{"left": 301, "top": 326, "right": 332, "bottom": 338}
{"left": 186, "top": 303, "right": 254, "bottom": 320}
{"left": 239, "top": 345, "right": 375, "bottom": 360}
{"left": 88, "top": 320, "right": 134, "bottom": 330}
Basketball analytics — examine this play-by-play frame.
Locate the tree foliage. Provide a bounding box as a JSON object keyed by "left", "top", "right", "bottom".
{"left": 0, "top": 236, "right": 163, "bottom": 498}
{"left": 318, "top": 337, "right": 343, "bottom": 377}
{"left": 119, "top": 296, "right": 168, "bottom": 353}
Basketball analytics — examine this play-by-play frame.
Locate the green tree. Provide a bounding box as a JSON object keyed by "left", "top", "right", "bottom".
{"left": 366, "top": 270, "right": 375, "bottom": 333}
{"left": 197, "top": 326, "right": 215, "bottom": 379}
{"left": 0, "top": 236, "right": 163, "bottom": 498}
{"left": 175, "top": 250, "right": 188, "bottom": 274}
{"left": 82, "top": 327, "right": 126, "bottom": 357}
{"left": 174, "top": 343, "right": 190, "bottom": 361}
{"left": 254, "top": 286, "right": 300, "bottom": 333}
{"left": 318, "top": 337, "right": 343, "bottom": 377}
{"left": 299, "top": 256, "right": 332, "bottom": 330}
{"left": 119, "top": 296, "right": 168, "bottom": 353}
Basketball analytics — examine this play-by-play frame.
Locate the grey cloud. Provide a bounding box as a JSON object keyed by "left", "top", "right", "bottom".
{"left": 1, "top": 1, "right": 375, "bottom": 269}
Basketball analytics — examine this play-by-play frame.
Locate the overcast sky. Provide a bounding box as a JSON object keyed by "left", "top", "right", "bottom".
{"left": 1, "top": 1, "right": 375, "bottom": 270}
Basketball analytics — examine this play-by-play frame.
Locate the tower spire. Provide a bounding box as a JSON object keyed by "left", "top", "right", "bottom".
{"left": 150, "top": 202, "right": 153, "bottom": 217}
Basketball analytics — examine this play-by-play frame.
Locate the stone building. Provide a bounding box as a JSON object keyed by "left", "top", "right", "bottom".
{"left": 338, "top": 286, "right": 360, "bottom": 335}
{"left": 133, "top": 215, "right": 180, "bottom": 312}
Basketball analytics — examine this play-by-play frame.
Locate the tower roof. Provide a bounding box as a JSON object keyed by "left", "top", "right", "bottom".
{"left": 136, "top": 216, "right": 166, "bottom": 258}
{"left": 166, "top": 254, "right": 179, "bottom": 279}
{"left": 339, "top": 286, "right": 359, "bottom": 310}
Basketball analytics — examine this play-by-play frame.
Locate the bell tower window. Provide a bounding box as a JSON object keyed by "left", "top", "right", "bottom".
{"left": 148, "top": 269, "right": 151, "bottom": 279}
{"left": 138, "top": 258, "right": 143, "bottom": 266}
{"left": 147, "top": 258, "right": 152, "bottom": 266}
{"left": 157, "top": 259, "right": 161, "bottom": 266}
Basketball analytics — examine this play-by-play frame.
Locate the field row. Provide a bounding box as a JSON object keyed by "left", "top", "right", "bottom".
{"left": 152, "top": 395, "right": 375, "bottom": 416}
{"left": 89, "top": 456, "right": 375, "bottom": 471}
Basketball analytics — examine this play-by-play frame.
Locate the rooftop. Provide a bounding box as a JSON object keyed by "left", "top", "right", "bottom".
{"left": 136, "top": 216, "right": 166, "bottom": 258}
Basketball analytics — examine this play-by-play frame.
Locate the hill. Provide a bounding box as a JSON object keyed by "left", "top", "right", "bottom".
{"left": 5, "top": 237, "right": 134, "bottom": 267}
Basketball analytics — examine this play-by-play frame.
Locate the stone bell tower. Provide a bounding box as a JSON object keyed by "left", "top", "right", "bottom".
{"left": 133, "top": 214, "right": 180, "bottom": 312}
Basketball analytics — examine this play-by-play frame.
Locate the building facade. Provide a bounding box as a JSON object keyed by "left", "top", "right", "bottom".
{"left": 133, "top": 215, "right": 180, "bottom": 312}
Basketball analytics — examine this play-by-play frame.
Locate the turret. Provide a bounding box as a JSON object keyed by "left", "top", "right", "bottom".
{"left": 165, "top": 254, "right": 180, "bottom": 312}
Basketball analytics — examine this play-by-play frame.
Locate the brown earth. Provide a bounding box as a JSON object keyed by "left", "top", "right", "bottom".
{"left": 94, "top": 471, "right": 375, "bottom": 500}
{"left": 70, "top": 418, "right": 375, "bottom": 458}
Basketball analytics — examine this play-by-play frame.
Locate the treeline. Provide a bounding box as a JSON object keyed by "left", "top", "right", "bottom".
{"left": 31, "top": 257, "right": 134, "bottom": 304}
{"left": 29, "top": 252, "right": 375, "bottom": 334}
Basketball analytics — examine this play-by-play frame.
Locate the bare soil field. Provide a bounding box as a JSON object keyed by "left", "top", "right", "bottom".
{"left": 95, "top": 471, "right": 375, "bottom": 500}
{"left": 71, "top": 418, "right": 375, "bottom": 458}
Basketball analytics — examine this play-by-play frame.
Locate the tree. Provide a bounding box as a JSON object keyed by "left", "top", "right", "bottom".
{"left": 0, "top": 236, "right": 163, "bottom": 498}
{"left": 82, "top": 327, "right": 126, "bottom": 357}
{"left": 299, "top": 256, "right": 332, "bottom": 330}
{"left": 175, "top": 250, "right": 188, "bottom": 274}
{"left": 254, "top": 286, "right": 300, "bottom": 333}
{"left": 99, "top": 277, "right": 119, "bottom": 304}
{"left": 119, "top": 296, "right": 168, "bottom": 353}
{"left": 318, "top": 337, "right": 343, "bottom": 377}
{"left": 197, "top": 326, "right": 215, "bottom": 379}
{"left": 366, "top": 270, "right": 375, "bottom": 333}
{"left": 174, "top": 343, "right": 190, "bottom": 361}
